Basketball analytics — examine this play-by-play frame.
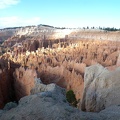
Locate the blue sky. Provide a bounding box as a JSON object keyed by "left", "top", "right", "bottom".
{"left": 0, "top": 0, "right": 120, "bottom": 28}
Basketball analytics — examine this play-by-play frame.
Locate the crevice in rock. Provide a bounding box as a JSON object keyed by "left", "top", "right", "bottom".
{"left": 0, "top": 59, "right": 20, "bottom": 109}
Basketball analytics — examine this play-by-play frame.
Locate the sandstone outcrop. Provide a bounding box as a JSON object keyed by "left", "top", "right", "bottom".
{"left": 81, "top": 64, "right": 120, "bottom": 112}
{"left": 0, "top": 59, "right": 19, "bottom": 109}
{"left": 13, "top": 67, "right": 37, "bottom": 100}
{"left": 1, "top": 26, "right": 120, "bottom": 48}
{"left": 38, "top": 65, "right": 84, "bottom": 100}
{"left": 1, "top": 26, "right": 120, "bottom": 119}
{"left": 2, "top": 39, "right": 120, "bottom": 102}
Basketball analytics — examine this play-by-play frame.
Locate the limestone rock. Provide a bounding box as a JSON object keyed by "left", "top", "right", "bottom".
{"left": 3, "top": 102, "right": 17, "bottom": 111}
{"left": 0, "top": 82, "right": 101, "bottom": 120}
{"left": 1, "top": 82, "right": 120, "bottom": 120}
{"left": 81, "top": 64, "right": 120, "bottom": 112}
{"left": 99, "top": 105, "right": 120, "bottom": 120}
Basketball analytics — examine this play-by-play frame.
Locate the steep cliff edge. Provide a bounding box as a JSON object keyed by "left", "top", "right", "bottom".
{"left": 81, "top": 64, "right": 120, "bottom": 112}
{"left": 1, "top": 80, "right": 120, "bottom": 120}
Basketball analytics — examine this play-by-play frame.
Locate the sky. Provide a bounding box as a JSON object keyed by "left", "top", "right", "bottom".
{"left": 0, "top": 0, "right": 120, "bottom": 28}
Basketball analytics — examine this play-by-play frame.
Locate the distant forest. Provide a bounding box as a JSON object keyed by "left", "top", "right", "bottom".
{"left": 99, "top": 27, "right": 120, "bottom": 31}
{"left": 40, "top": 25, "right": 120, "bottom": 31}
{"left": 85, "top": 26, "right": 120, "bottom": 31}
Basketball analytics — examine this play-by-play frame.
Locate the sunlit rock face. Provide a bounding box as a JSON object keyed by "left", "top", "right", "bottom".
{"left": 1, "top": 26, "right": 120, "bottom": 44}
{"left": 38, "top": 65, "right": 84, "bottom": 100}
{"left": 1, "top": 26, "right": 120, "bottom": 51}
{"left": 69, "top": 30, "right": 120, "bottom": 41}
{"left": 2, "top": 39, "right": 120, "bottom": 104}
{"left": 1, "top": 28, "right": 120, "bottom": 111}
{"left": 1, "top": 25, "right": 73, "bottom": 48}
{"left": 81, "top": 64, "right": 120, "bottom": 112}
{"left": 13, "top": 67, "right": 37, "bottom": 100}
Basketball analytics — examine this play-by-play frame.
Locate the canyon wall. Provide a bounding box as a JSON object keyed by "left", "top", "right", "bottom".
{"left": 1, "top": 81, "right": 120, "bottom": 120}
{"left": 0, "top": 59, "right": 20, "bottom": 108}
{"left": 13, "top": 67, "right": 37, "bottom": 100}
{"left": 1, "top": 39, "right": 120, "bottom": 105}
{"left": 1, "top": 30, "right": 120, "bottom": 112}
{"left": 1, "top": 25, "right": 120, "bottom": 50}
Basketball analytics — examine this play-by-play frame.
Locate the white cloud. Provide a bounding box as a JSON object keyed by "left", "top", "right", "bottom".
{"left": 0, "top": 0, "right": 20, "bottom": 9}
{"left": 0, "top": 16, "right": 41, "bottom": 28}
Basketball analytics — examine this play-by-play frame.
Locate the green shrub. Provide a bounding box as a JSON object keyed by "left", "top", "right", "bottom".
{"left": 66, "top": 90, "right": 77, "bottom": 107}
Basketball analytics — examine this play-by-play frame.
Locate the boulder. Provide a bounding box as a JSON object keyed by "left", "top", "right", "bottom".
{"left": 3, "top": 102, "right": 17, "bottom": 111}
{"left": 99, "top": 105, "right": 120, "bottom": 120}
{"left": 81, "top": 64, "right": 120, "bottom": 112}
{"left": 1, "top": 82, "right": 120, "bottom": 120}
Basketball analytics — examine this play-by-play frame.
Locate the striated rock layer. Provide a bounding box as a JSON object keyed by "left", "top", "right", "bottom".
{"left": 81, "top": 64, "right": 120, "bottom": 112}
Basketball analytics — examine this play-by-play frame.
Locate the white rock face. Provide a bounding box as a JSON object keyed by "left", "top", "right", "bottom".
{"left": 1, "top": 25, "right": 120, "bottom": 41}
{"left": 0, "top": 82, "right": 99, "bottom": 120}
{"left": 1, "top": 81, "right": 120, "bottom": 120}
{"left": 81, "top": 64, "right": 120, "bottom": 112}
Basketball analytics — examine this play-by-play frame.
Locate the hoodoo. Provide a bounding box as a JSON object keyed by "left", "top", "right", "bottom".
{"left": 0, "top": 25, "right": 120, "bottom": 120}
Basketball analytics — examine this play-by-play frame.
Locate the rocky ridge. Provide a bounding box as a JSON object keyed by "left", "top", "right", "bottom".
{"left": 1, "top": 39, "right": 120, "bottom": 107}
{"left": 1, "top": 77, "right": 120, "bottom": 120}
{"left": 1, "top": 27, "right": 120, "bottom": 119}
{"left": 1, "top": 25, "right": 120, "bottom": 49}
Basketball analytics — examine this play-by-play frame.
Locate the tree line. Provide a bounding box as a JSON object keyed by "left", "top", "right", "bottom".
{"left": 85, "top": 26, "right": 120, "bottom": 31}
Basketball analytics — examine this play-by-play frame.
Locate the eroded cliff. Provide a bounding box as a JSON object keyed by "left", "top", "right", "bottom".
{"left": 0, "top": 30, "right": 120, "bottom": 117}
